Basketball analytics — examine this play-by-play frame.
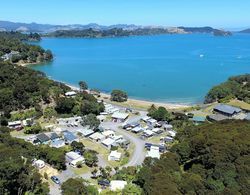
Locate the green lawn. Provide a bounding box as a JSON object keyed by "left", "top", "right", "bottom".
{"left": 148, "top": 133, "right": 167, "bottom": 144}
{"left": 227, "top": 100, "right": 250, "bottom": 111}
{"left": 80, "top": 138, "right": 109, "bottom": 156}
{"left": 10, "top": 130, "right": 27, "bottom": 137}
{"left": 70, "top": 165, "right": 92, "bottom": 175}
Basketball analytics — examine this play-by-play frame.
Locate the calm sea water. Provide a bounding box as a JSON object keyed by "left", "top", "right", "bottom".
{"left": 30, "top": 34, "right": 250, "bottom": 104}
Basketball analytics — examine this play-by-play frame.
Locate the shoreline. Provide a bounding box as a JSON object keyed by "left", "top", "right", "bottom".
{"left": 17, "top": 58, "right": 193, "bottom": 110}
{"left": 62, "top": 81, "right": 192, "bottom": 110}
{"left": 23, "top": 63, "right": 192, "bottom": 110}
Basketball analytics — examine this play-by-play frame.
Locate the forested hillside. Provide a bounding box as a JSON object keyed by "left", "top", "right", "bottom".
{"left": 0, "top": 31, "right": 52, "bottom": 64}
{"left": 136, "top": 120, "right": 250, "bottom": 194}
{"left": 0, "top": 62, "right": 70, "bottom": 113}
{"left": 205, "top": 74, "right": 250, "bottom": 104}
{"left": 0, "top": 126, "right": 67, "bottom": 194}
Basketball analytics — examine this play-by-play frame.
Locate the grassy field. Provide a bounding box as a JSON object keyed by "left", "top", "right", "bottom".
{"left": 148, "top": 133, "right": 167, "bottom": 144}
{"left": 10, "top": 130, "right": 27, "bottom": 137}
{"left": 228, "top": 100, "right": 250, "bottom": 111}
{"left": 80, "top": 138, "right": 109, "bottom": 156}
{"left": 70, "top": 165, "right": 92, "bottom": 175}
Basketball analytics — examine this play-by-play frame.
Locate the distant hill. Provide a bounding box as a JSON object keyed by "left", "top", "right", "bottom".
{"left": 0, "top": 20, "right": 142, "bottom": 33}
{"left": 46, "top": 27, "right": 187, "bottom": 38}
{"left": 239, "top": 29, "right": 250, "bottom": 33}
{"left": 0, "top": 20, "right": 232, "bottom": 36}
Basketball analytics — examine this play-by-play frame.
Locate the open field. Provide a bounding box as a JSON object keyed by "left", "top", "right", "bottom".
{"left": 80, "top": 138, "right": 109, "bottom": 157}
{"left": 70, "top": 165, "right": 92, "bottom": 175}
{"left": 228, "top": 100, "right": 250, "bottom": 111}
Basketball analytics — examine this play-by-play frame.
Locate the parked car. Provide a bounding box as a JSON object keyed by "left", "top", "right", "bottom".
{"left": 51, "top": 176, "right": 60, "bottom": 184}
{"left": 98, "top": 179, "right": 110, "bottom": 187}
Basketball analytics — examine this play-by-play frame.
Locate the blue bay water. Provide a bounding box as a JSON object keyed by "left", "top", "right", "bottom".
{"left": 30, "top": 34, "right": 250, "bottom": 104}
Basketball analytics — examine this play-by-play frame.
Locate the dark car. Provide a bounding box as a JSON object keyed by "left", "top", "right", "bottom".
{"left": 51, "top": 176, "right": 60, "bottom": 184}
{"left": 98, "top": 179, "right": 110, "bottom": 187}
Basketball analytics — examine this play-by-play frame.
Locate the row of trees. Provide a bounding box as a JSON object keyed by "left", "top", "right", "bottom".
{"left": 79, "top": 80, "right": 128, "bottom": 103}
{"left": 55, "top": 93, "right": 105, "bottom": 116}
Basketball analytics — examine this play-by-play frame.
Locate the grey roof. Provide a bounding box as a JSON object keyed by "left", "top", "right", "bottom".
{"left": 245, "top": 113, "right": 250, "bottom": 120}
{"left": 36, "top": 133, "right": 50, "bottom": 143}
{"left": 208, "top": 114, "right": 230, "bottom": 121}
{"left": 214, "top": 104, "right": 242, "bottom": 115}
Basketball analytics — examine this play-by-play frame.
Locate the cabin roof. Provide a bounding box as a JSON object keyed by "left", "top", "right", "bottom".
{"left": 214, "top": 104, "right": 241, "bottom": 115}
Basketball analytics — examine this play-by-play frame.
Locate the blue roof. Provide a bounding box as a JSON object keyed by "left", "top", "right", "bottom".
{"left": 214, "top": 104, "right": 242, "bottom": 115}
{"left": 51, "top": 139, "right": 65, "bottom": 146}
{"left": 192, "top": 116, "right": 206, "bottom": 122}
{"left": 63, "top": 131, "right": 77, "bottom": 141}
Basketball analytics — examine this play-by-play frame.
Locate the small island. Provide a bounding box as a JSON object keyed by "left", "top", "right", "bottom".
{"left": 45, "top": 26, "right": 233, "bottom": 38}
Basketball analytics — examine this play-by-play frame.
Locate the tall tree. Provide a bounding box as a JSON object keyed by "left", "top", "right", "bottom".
{"left": 111, "top": 89, "right": 128, "bottom": 102}
{"left": 79, "top": 81, "right": 88, "bottom": 92}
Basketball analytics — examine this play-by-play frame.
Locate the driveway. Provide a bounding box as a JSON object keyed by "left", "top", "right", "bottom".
{"left": 116, "top": 127, "right": 146, "bottom": 167}
{"left": 101, "top": 111, "right": 147, "bottom": 167}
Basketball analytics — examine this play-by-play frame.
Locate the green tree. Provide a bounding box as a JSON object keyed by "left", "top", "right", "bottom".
{"left": 111, "top": 89, "right": 128, "bottom": 102}
{"left": 81, "top": 100, "right": 104, "bottom": 115}
{"left": 122, "top": 183, "right": 142, "bottom": 195}
{"left": 55, "top": 97, "right": 75, "bottom": 114}
{"left": 82, "top": 114, "right": 100, "bottom": 129}
{"left": 79, "top": 81, "right": 88, "bottom": 91}
{"left": 84, "top": 150, "right": 98, "bottom": 167}
{"left": 148, "top": 106, "right": 172, "bottom": 121}
{"left": 24, "top": 123, "right": 43, "bottom": 134}
{"left": 43, "top": 107, "right": 57, "bottom": 119}
{"left": 71, "top": 141, "right": 85, "bottom": 154}
{"left": 91, "top": 168, "right": 98, "bottom": 178}
{"left": 61, "top": 178, "right": 86, "bottom": 195}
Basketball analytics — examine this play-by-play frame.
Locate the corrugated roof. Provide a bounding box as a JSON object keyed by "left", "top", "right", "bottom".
{"left": 214, "top": 104, "right": 242, "bottom": 115}
{"left": 112, "top": 112, "right": 129, "bottom": 119}
{"left": 50, "top": 132, "right": 60, "bottom": 140}
{"left": 36, "top": 133, "right": 50, "bottom": 143}
{"left": 208, "top": 114, "right": 229, "bottom": 121}
{"left": 63, "top": 131, "right": 77, "bottom": 141}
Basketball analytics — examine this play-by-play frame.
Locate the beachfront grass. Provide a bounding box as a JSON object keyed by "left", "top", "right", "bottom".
{"left": 99, "top": 93, "right": 190, "bottom": 111}
{"left": 228, "top": 100, "right": 250, "bottom": 111}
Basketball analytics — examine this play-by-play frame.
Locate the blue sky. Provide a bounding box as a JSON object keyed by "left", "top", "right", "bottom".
{"left": 1, "top": 0, "right": 249, "bottom": 28}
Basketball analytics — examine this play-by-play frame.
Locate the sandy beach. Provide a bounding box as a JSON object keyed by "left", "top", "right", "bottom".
{"left": 63, "top": 82, "right": 191, "bottom": 110}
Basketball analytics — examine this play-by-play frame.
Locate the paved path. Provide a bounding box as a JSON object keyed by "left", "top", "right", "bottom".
{"left": 116, "top": 127, "right": 146, "bottom": 167}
